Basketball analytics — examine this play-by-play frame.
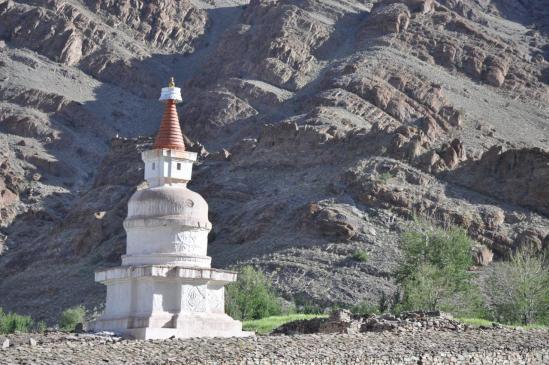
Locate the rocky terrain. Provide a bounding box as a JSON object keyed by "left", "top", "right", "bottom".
{"left": 1, "top": 322, "right": 549, "bottom": 364}
{"left": 0, "top": 0, "right": 548, "bottom": 323}
{"left": 273, "top": 309, "right": 489, "bottom": 335}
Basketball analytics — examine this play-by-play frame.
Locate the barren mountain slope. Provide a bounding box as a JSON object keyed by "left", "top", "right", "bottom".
{"left": 0, "top": 0, "right": 547, "bottom": 322}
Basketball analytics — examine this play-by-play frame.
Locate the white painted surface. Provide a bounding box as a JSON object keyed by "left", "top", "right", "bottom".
{"left": 94, "top": 137, "right": 251, "bottom": 339}
{"left": 142, "top": 149, "right": 196, "bottom": 187}
{"left": 159, "top": 87, "right": 182, "bottom": 102}
{"left": 92, "top": 269, "right": 250, "bottom": 339}
{"left": 125, "top": 227, "right": 208, "bottom": 256}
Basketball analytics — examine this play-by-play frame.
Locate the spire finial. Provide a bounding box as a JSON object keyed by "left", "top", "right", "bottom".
{"left": 159, "top": 78, "right": 182, "bottom": 103}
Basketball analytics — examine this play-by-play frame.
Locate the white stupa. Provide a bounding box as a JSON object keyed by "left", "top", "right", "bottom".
{"left": 92, "top": 79, "right": 251, "bottom": 340}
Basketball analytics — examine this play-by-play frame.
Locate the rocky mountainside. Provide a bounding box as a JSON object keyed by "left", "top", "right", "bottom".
{"left": 0, "top": 0, "right": 547, "bottom": 322}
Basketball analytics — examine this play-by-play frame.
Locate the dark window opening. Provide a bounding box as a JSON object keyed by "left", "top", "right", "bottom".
{"left": 177, "top": 163, "right": 182, "bottom": 170}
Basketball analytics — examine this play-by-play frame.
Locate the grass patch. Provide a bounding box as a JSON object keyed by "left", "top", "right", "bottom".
{"left": 457, "top": 317, "right": 495, "bottom": 327}
{"left": 0, "top": 309, "right": 33, "bottom": 334}
{"left": 243, "top": 314, "right": 327, "bottom": 334}
{"left": 517, "top": 323, "right": 549, "bottom": 330}
{"left": 457, "top": 317, "right": 548, "bottom": 330}
{"left": 352, "top": 250, "right": 369, "bottom": 262}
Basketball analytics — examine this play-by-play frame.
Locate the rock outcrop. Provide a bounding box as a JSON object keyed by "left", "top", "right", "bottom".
{"left": 0, "top": 0, "right": 548, "bottom": 322}
{"left": 448, "top": 147, "right": 549, "bottom": 217}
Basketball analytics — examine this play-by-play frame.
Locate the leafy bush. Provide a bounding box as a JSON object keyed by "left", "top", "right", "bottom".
{"left": 396, "top": 225, "right": 480, "bottom": 313}
{"left": 0, "top": 308, "right": 33, "bottom": 334}
{"left": 59, "top": 306, "right": 86, "bottom": 332}
{"left": 351, "top": 302, "right": 379, "bottom": 316}
{"left": 299, "top": 303, "right": 324, "bottom": 315}
{"left": 225, "top": 266, "right": 282, "bottom": 320}
{"left": 293, "top": 295, "right": 324, "bottom": 314}
{"left": 483, "top": 249, "right": 549, "bottom": 325}
{"left": 377, "top": 172, "right": 394, "bottom": 184}
{"left": 352, "top": 291, "right": 401, "bottom": 316}
{"left": 352, "top": 250, "right": 369, "bottom": 262}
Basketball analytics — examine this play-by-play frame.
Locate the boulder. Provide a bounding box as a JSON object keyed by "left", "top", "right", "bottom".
{"left": 304, "top": 204, "right": 362, "bottom": 241}
{"left": 483, "top": 57, "right": 509, "bottom": 87}
{"left": 363, "top": 3, "right": 411, "bottom": 35}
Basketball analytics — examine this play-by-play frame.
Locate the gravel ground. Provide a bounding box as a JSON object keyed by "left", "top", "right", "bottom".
{"left": 1, "top": 328, "right": 548, "bottom": 365}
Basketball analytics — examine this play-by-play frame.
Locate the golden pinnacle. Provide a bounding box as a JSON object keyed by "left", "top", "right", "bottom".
{"left": 168, "top": 77, "right": 175, "bottom": 88}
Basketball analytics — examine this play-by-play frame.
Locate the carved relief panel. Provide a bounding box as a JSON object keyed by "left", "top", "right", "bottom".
{"left": 181, "top": 285, "right": 207, "bottom": 313}
{"left": 173, "top": 230, "right": 200, "bottom": 255}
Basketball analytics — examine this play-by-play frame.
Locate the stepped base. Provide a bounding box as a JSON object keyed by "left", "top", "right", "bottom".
{"left": 92, "top": 313, "right": 253, "bottom": 340}
{"left": 93, "top": 265, "right": 253, "bottom": 340}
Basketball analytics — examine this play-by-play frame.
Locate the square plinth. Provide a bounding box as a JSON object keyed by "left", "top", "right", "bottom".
{"left": 92, "top": 265, "right": 254, "bottom": 340}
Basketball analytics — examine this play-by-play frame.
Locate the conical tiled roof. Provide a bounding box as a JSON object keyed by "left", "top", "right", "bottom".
{"left": 153, "top": 99, "right": 185, "bottom": 150}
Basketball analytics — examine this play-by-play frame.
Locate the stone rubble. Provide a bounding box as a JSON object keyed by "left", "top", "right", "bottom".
{"left": 273, "top": 310, "right": 475, "bottom": 335}
{"left": 0, "top": 326, "right": 548, "bottom": 365}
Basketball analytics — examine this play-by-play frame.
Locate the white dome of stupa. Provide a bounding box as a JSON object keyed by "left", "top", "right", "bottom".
{"left": 126, "top": 185, "right": 211, "bottom": 229}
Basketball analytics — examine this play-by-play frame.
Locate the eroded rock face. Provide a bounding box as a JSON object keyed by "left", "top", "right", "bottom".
{"left": 84, "top": 0, "right": 207, "bottom": 51}
{"left": 362, "top": 2, "right": 411, "bottom": 35}
{"left": 0, "top": 1, "right": 86, "bottom": 66}
{"left": 345, "top": 157, "right": 549, "bottom": 257}
{"left": 448, "top": 147, "right": 549, "bottom": 217}
{"left": 0, "top": 0, "right": 548, "bottom": 322}
{"left": 196, "top": 0, "right": 338, "bottom": 91}
{"left": 0, "top": 160, "right": 22, "bottom": 227}
{"left": 0, "top": 0, "right": 207, "bottom": 96}
{"left": 183, "top": 90, "right": 258, "bottom": 140}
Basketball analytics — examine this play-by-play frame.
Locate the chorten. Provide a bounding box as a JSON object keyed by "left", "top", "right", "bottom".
{"left": 92, "top": 79, "right": 251, "bottom": 340}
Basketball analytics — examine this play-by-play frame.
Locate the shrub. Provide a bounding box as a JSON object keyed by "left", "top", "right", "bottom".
{"left": 59, "top": 306, "right": 86, "bottom": 332}
{"left": 351, "top": 302, "right": 379, "bottom": 316}
{"left": 0, "top": 308, "right": 33, "bottom": 334}
{"left": 483, "top": 249, "right": 549, "bottom": 325}
{"left": 396, "top": 225, "right": 479, "bottom": 314}
{"left": 300, "top": 303, "right": 324, "bottom": 315}
{"left": 352, "top": 291, "right": 401, "bottom": 316}
{"left": 225, "top": 266, "right": 282, "bottom": 320}
{"left": 396, "top": 225, "right": 473, "bottom": 283}
{"left": 352, "top": 250, "right": 369, "bottom": 262}
{"left": 377, "top": 172, "right": 394, "bottom": 184}
{"left": 35, "top": 320, "right": 47, "bottom": 333}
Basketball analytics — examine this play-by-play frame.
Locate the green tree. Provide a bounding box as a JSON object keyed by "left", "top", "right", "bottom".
{"left": 225, "top": 266, "right": 282, "bottom": 320}
{"left": 396, "top": 225, "right": 479, "bottom": 313}
{"left": 484, "top": 249, "right": 549, "bottom": 325}
{"left": 59, "top": 306, "right": 86, "bottom": 332}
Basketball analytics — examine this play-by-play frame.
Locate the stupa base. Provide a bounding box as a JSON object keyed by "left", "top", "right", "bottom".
{"left": 92, "top": 313, "right": 253, "bottom": 340}
{"left": 92, "top": 265, "right": 253, "bottom": 340}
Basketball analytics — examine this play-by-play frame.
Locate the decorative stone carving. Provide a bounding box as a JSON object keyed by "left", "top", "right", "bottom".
{"left": 174, "top": 231, "right": 198, "bottom": 254}
{"left": 183, "top": 286, "right": 207, "bottom": 313}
